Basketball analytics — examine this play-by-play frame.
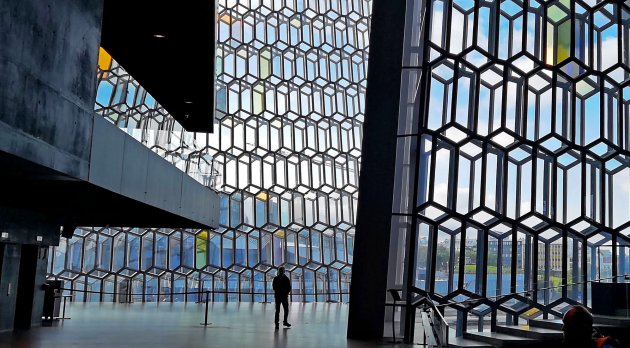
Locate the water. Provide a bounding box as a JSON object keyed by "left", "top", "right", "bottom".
{"left": 433, "top": 273, "right": 525, "bottom": 295}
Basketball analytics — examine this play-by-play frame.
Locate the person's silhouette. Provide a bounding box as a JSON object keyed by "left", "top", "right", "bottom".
{"left": 562, "top": 305, "right": 620, "bottom": 348}
{"left": 273, "top": 266, "right": 292, "bottom": 330}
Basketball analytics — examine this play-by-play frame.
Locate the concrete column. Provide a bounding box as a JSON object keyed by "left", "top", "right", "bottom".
{"left": 0, "top": 244, "right": 21, "bottom": 333}
{"left": 346, "top": 0, "right": 407, "bottom": 340}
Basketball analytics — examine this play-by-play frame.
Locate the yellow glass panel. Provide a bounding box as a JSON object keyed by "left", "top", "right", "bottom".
{"left": 524, "top": 307, "right": 540, "bottom": 317}
{"left": 196, "top": 230, "right": 208, "bottom": 267}
{"left": 256, "top": 191, "right": 269, "bottom": 201}
{"left": 220, "top": 14, "right": 238, "bottom": 24}
{"left": 557, "top": 21, "right": 571, "bottom": 64}
{"left": 546, "top": 24, "right": 555, "bottom": 65}
{"left": 198, "top": 230, "right": 209, "bottom": 240}
{"left": 97, "top": 47, "right": 112, "bottom": 76}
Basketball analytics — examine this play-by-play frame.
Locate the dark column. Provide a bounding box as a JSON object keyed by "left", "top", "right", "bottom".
{"left": 347, "top": 0, "right": 407, "bottom": 340}
{"left": 0, "top": 244, "right": 21, "bottom": 333}
{"left": 14, "top": 245, "right": 49, "bottom": 329}
{"left": 0, "top": 211, "right": 59, "bottom": 332}
{"left": 14, "top": 245, "right": 37, "bottom": 329}
{"left": 30, "top": 247, "right": 49, "bottom": 328}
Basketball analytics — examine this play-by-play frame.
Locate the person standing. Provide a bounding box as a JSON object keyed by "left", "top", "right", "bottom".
{"left": 273, "top": 266, "right": 292, "bottom": 330}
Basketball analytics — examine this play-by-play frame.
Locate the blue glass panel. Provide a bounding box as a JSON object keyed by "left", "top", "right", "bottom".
{"left": 222, "top": 237, "right": 234, "bottom": 267}
{"left": 235, "top": 234, "right": 246, "bottom": 266}
{"left": 248, "top": 235, "right": 259, "bottom": 266}
{"left": 69, "top": 238, "right": 83, "bottom": 272}
{"left": 83, "top": 235, "right": 97, "bottom": 273}
{"left": 255, "top": 199, "right": 266, "bottom": 227}
{"left": 113, "top": 234, "right": 125, "bottom": 272}
{"left": 127, "top": 235, "right": 140, "bottom": 270}
{"left": 183, "top": 233, "right": 195, "bottom": 268}
{"left": 98, "top": 236, "right": 112, "bottom": 271}
{"left": 220, "top": 195, "right": 229, "bottom": 226}
{"left": 142, "top": 233, "right": 153, "bottom": 270}
{"left": 169, "top": 233, "right": 182, "bottom": 270}
{"left": 155, "top": 234, "right": 168, "bottom": 269}
{"left": 209, "top": 233, "right": 221, "bottom": 267}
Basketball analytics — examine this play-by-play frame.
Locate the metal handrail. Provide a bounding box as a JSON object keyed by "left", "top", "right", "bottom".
{"left": 424, "top": 295, "right": 449, "bottom": 347}
{"left": 432, "top": 273, "right": 630, "bottom": 309}
{"left": 406, "top": 274, "right": 630, "bottom": 345}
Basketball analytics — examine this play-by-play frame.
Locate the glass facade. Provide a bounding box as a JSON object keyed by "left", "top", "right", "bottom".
{"left": 48, "top": 0, "right": 371, "bottom": 303}
{"left": 390, "top": 0, "right": 630, "bottom": 336}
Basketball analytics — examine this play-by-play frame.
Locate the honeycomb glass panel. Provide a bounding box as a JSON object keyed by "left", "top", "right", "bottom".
{"left": 49, "top": 0, "right": 371, "bottom": 302}
{"left": 389, "top": 0, "right": 630, "bottom": 334}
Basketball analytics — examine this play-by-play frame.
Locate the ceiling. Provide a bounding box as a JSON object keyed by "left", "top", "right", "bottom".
{"left": 100, "top": 0, "right": 217, "bottom": 132}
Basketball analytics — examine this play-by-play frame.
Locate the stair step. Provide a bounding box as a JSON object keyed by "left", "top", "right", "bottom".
{"left": 448, "top": 336, "right": 494, "bottom": 348}
{"left": 528, "top": 319, "right": 563, "bottom": 331}
{"left": 593, "top": 314, "right": 630, "bottom": 327}
{"left": 496, "top": 325, "right": 563, "bottom": 340}
{"left": 463, "top": 331, "right": 539, "bottom": 347}
{"left": 529, "top": 317, "right": 620, "bottom": 331}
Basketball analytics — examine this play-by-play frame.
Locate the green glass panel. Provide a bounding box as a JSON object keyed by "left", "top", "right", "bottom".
{"left": 196, "top": 231, "right": 208, "bottom": 268}
{"left": 548, "top": 5, "right": 568, "bottom": 23}
{"left": 215, "top": 55, "right": 223, "bottom": 76}
{"left": 557, "top": 20, "right": 571, "bottom": 64}
{"left": 253, "top": 83, "right": 265, "bottom": 114}
{"left": 260, "top": 49, "right": 271, "bottom": 79}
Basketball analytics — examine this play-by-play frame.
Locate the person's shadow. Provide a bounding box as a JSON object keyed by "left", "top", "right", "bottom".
{"left": 273, "top": 327, "right": 288, "bottom": 348}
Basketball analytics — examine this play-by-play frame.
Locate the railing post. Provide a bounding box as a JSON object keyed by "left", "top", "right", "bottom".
{"left": 200, "top": 290, "right": 212, "bottom": 326}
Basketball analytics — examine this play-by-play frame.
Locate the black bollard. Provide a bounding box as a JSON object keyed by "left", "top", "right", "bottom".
{"left": 200, "top": 290, "right": 212, "bottom": 326}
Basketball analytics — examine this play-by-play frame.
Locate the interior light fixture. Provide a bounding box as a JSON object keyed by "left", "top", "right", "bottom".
{"left": 153, "top": 34, "right": 166, "bottom": 38}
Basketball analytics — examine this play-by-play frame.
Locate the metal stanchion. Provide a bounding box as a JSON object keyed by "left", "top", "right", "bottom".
{"left": 200, "top": 290, "right": 212, "bottom": 326}
{"left": 59, "top": 295, "right": 73, "bottom": 320}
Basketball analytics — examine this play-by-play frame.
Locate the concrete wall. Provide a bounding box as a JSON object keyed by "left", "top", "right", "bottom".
{"left": 89, "top": 116, "right": 220, "bottom": 227}
{"left": 0, "top": 0, "right": 218, "bottom": 229}
{"left": 0, "top": 0, "right": 103, "bottom": 179}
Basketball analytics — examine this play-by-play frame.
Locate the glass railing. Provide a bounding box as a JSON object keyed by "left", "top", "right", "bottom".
{"left": 94, "top": 47, "right": 220, "bottom": 190}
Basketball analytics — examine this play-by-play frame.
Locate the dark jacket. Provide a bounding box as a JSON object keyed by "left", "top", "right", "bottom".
{"left": 563, "top": 329, "right": 621, "bottom": 348}
{"left": 272, "top": 274, "right": 291, "bottom": 298}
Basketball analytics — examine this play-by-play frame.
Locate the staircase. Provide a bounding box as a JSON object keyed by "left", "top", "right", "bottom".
{"left": 448, "top": 315, "right": 630, "bottom": 348}
{"left": 458, "top": 321, "right": 562, "bottom": 348}
{"left": 447, "top": 320, "right": 563, "bottom": 348}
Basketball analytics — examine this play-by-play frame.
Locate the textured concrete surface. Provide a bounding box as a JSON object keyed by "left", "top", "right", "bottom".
{"left": 0, "top": 0, "right": 103, "bottom": 179}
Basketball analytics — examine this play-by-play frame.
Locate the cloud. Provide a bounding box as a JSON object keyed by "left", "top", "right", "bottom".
{"left": 598, "top": 36, "right": 619, "bottom": 71}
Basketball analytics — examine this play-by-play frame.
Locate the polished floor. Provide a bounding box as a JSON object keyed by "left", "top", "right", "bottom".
{"left": 0, "top": 302, "right": 414, "bottom": 348}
